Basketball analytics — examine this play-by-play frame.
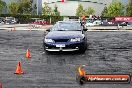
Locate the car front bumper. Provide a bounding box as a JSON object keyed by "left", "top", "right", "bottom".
{"left": 44, "top": 42, "right": 85, "bottom": 52}
{"left": 45, "top": 48, "right": 79, "bottom": 51}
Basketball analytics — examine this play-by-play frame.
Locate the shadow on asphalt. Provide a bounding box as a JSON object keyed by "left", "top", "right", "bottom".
{"left": 44, "top": 51, "right": 85, "bottom": 55}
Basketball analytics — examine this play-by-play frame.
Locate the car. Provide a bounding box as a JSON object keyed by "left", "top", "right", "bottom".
{"left": 127, "top": 22, "right": 132, "bottom": 26}
{"left": 85, "top": 20, "right": 101, "bottom": 27}
{"left": 43, "top": 21, "right": 87, "bottom": 53}
{"left": 0, "top": 18, "right": 4, "bottom": 25}
{"left": 85, "top": 22, "right": 94, "bottom": 27}
{"left": 108, "top": 20, "right": 128, "bottom": 26}
{"left": 5, "top": 17, "right": 18, "bottom": 24}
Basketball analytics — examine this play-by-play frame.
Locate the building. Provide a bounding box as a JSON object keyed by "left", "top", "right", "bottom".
{"left": 42, "top": 0, "right": 113, "bottom": 16}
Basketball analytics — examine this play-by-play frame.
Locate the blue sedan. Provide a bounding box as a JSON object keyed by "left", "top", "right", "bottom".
{"left": 43, "top": 21, "right": 87, "bottom": 53}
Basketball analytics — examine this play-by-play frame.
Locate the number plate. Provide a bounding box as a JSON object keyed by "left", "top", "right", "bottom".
{"left": 56, "top": 44, "right": 65, "bottom": 47}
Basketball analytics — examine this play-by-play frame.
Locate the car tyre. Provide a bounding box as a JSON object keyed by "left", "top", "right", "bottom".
{"left": 43, "top": 43, "right": 50, "bottom": 54}
{"left": 79, "top": 44, "right": 87, "bottom": 54}
{"left": 79, "top": 48, "right": 86, "bottom": 54}
{"left": 45, "top": 50, "right": 50, "bottom": 54}
{"left": 43, "top": 46, "right": 50, "bottom": 54}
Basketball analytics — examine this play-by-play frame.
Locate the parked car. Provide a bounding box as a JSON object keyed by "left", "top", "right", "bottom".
{"left": 43, "top": 21, "right": 87, "bottom": 53}
{"left": 5, "top": 17, "right": 18, "bottom": 24}
{"left": 85, "top": 20, "right": 101, "bottom": 27}
{"left": 101, "top": 20, "right": 128, "bottom": 26}
{"left": 0, "top": 17, "right": 4, "bottom": 25}
{"left": 127, "top": 22, "right": 132, "bottom": 26}
{"left": 108, "top": 20, "right": 127, "bottom": 26}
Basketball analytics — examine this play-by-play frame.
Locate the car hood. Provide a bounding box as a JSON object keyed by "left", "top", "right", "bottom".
{"left": 85, "top": 23, "right": 93, "bottom": 25}
{"left": 45, "top": 31, "right": 84, "bottom": 39}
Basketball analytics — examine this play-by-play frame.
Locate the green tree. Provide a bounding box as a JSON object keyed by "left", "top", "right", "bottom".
{"left": 0, "top": 0, "right": 6, "bottom": 14}
{"left": 126, "top": 0, "right": 132, "bottom": 16}
{"left": 76, "top": 4, "right": 95, "bottom": 17}
{"left": 76, "top": 4, "right": 84, "bottom": 17}
{"left": 42, "top": 2, "right": 52, "bottom": 16}
{"left": 18, "top": 0, "right": 32, "bottom": 14}
{"left": 53, "top": 5, "right": 60, "bottom": 16}
{"left": 101, "top": 6, "right": 108, "bottom": 17}
{"left": 86, "top": 7, "right": 95, "bottom": 16}
{"left": 105, "top": 0, "right": 124, "bottom": 17}
{"left": 8, "top": 2, "right": 19, "bottom": 14}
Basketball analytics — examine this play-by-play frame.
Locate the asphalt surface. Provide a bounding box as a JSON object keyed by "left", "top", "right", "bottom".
{"left": 0, "top": 30, "right": 132, "bottom": 88}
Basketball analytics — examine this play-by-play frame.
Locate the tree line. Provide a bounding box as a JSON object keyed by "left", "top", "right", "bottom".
{"left": 0, "top": 0, "right": 33, "bottom": 15}
{"left": 76, "top": 4, "right": 95, "bottom": 17}
{"left": 76, "top": 0, "right": 132, "bottom": 17}
{"left": 0, "top": 0, "right": 60, "bottom": 16}
{"left": 101, "top": 0, "right": 132, "bottom": 17}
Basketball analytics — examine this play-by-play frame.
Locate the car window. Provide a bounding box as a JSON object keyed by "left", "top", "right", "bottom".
{"left": 52, "top": 22, "right": 82, "bottom": 31}
{"left": 128, "top": 22, "right": 132, "bottom": 25}
{"left": 6, "top": 17, "right": 14, "bottom": 20}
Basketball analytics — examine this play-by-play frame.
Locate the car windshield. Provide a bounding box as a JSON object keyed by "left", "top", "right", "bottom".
{"left": 52, "top": 22, "right": 82, "bottom": 31}
{"left": 6, "top": 17, "right": 14, "bottom": 20}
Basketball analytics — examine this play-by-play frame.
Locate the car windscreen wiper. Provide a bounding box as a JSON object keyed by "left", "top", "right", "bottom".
{"left": 57, "top": 30, "right": 66, "bottom": 31}
{"left": 68, "top": 30, "right": 82, "bottom": 31}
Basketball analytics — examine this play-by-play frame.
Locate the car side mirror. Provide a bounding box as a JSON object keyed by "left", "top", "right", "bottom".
{"left": 83, "top": 28, "right": 87, "bottom": 31}
{"left": 46, "top": 28, "right": 51, "bottom": 32}
{"left": 80, "top": 22, "right": 83, "bottom": 26}
{"left": 46, "top": 26, "right": 52, "bottom": 32}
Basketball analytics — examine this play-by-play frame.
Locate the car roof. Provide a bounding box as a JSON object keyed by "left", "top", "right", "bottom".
{"left": 57, "top": 21, "right": 81, "bottom": 24}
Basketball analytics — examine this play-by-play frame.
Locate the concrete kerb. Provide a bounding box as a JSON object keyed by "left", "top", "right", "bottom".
{"left": 1, "top": 28, "right": 132, "bottom": 32}
{"left": 86, "top": 26, "right": 132, "bottom": 32}
{"left": 86, "top": 28, "right": 132, "bottom": 32}
{"left": 0, "top": 24, "right": 132, "bottom": 32}
{"left": 0, "top": 24, "right": 49, "bottom": 31}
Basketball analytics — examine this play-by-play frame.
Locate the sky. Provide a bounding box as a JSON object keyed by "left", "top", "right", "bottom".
{"left": 121, "top": 0, "right": 129, "bottom": 4}
{"left": 42, "top": 0, "right": 129, "bottom": 3}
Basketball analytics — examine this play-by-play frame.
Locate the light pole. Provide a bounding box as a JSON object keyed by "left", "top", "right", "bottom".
{"left": 37, "top": 0, "right": 38, "bottom": 15}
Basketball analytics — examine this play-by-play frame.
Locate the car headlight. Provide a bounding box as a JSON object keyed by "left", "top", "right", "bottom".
{"left": 45, "top": 39, "right": 54, "bottom": 43}
{"left": 70, "top": 38, "right": 81, "bottom": 42}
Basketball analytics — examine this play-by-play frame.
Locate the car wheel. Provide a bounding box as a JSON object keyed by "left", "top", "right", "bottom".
{"left": 43, "top": 45, "right": 50, "bottom": 54}
{"left": 43, "top": 42, "right": 51, "bottom": 54}
{"left": 45, "top": 50, "right": 50, "bottom": 54}
{"left": 78, "top": 46, "right": 87, "bottom": 53}
{"left": 79, "top": 43, "right": 87, "bottom": 53}
{"left": 79, "top": 48, "right": 86, "bottom": 54}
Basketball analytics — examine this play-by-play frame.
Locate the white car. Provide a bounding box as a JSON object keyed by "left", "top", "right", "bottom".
{"left": 0, "top": 20, "right": 4, "bottom": 25}
{"left": 85, "top": 20, "right": 101, "bottom": 27}
{"left": 5, "top": 17, "right": 18, "bottom": 24}
{"left": 85, "top": 22, "right": 94, "bottom": 27}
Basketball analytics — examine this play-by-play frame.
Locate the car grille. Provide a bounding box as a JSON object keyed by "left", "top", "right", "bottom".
{"left": 53, "top": 39, "right": 69, "bottom": 42}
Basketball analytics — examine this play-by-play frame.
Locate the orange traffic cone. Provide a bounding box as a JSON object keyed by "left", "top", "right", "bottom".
{"left": 78, "top": 65, "right": 86, "bottom": 76}
{"left": 14, "top": 61, "right": 23, "bottom": 74}
{"left": 26, "top": 49, "right": 31, "bottom": 59}
{"left": 13, "top": 27, "right": 16, "bottom": 31}
{"left": 0, "top": 82, "right": 2, "bottom": 88}
{"left": 28, "top": 24, "right": 32, "bottom": 31}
